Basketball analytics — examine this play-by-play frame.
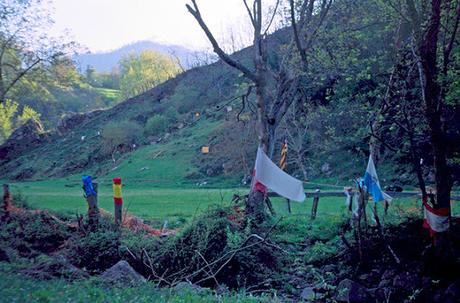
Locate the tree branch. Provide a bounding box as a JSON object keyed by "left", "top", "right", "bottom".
{"left": 186, "top": 0, "right": 257, "bottom": 82}
{"left": 0, "top": 58, "right": 42, "bottom": 102}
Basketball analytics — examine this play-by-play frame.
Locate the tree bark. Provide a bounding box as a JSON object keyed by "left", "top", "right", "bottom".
{"left": 419, "top": 0, "right": 452, "bottom": 210}
{"left": 85, "top": 182, "right": 99, "bottom": 230}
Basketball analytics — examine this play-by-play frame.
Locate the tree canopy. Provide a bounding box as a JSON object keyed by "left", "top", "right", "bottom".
{"left": 119, "top": 50, "right": 180, "bottom": 99}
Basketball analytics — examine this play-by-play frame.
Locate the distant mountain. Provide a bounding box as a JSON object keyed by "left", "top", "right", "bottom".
{"left": 74, "top": 40, "right": 210, "bottom": 72}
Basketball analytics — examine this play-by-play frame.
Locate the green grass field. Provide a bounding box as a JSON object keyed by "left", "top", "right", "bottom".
{"left": 9, "top": 179, "right": 437, "bottom": 229}
{"left": 95, "top": 87, "right": 122, "bottom": 106}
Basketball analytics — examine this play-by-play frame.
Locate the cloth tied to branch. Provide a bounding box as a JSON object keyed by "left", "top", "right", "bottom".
{"left": 422, "top": 197, "right": 450, "bottom": 237}
{"left": 253, "top": 147, "right": 305, "bottom": 202}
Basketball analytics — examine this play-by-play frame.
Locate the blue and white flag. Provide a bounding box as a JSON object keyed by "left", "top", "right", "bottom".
{"left": 363, "top": 155, "right": 392, "bottom": 203}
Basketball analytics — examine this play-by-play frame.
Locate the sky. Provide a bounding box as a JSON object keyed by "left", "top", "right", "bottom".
{"left": 49, "top": 0, "right": 279, "bottom": 53}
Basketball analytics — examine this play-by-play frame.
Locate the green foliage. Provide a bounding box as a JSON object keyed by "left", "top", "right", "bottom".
{"left": 0, "top": 99, "right": 18, "bottom": 141}
{"left": 164, "top": 107, "right": 179, "bottom": 123}
{"left": 0, "top": 212, "right": 70, "bottom": 256}
{"left": 303, "top": 238, "right": 340, "bottom": 264}
{"left": 65, "top": 221, "right": 121, "bottom": 272}
{"left": 119, "top": 50, "right": 180, "bottom": 99}
{"left": 144, "top": 115, "right": 168, "bottom": 136}
{"left": 0, "top": 99, "right": 41, "bottom": 142}
{"left": 123, "top": 206, "right": 284, "bottom": 289}
{"left": 101, "top": 120, "right": 142, "bottom": 155}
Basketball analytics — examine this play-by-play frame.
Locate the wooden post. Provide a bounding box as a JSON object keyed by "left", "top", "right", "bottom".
{"left": 363, "top": 190, "right": 369, "bottom": 235}
{"left": 3, "top": 184, "right": 11, "bottom": 220}
{"left": 286, "top": 199, "right": 292, "bottom": 214}
{"left": 82, "top": 176, "right": 99, "bottom": 230}
{"left": 311, "top": 189, "right": 320, "bottom": 220}
{"left": 113, "top": 178, "right": 123, "bottom": 226}
{"left": 344, "top": 187, "right": 354, "bottom": 212}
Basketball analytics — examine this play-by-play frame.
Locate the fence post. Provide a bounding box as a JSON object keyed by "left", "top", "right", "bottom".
{"left": 2, "top": 184, "right": 11, "bottom": 220}
{"left": 113, "top": 178, "right": 123, "bottom": 226}
{"left": 82, "top": 176, "right": 99, "bottom": 230}
{"left": 311, "top": 189, "right": 320, "bottom": 220}
{"left": 344, "top": 187, "right": 354, "bottom": 212}
{"left": 286, "top": 199, "right": 292, "bottom": 214}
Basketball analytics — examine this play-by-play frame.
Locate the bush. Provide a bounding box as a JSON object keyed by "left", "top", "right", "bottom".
{"left": 164, "top": 107, "right": 179, "bottom": 124}
{"left": 65, "top": 219, "right": 121, "bottom": 272}
{"left": 123, "top": 206, "right": 285, "bottom": 289}
{"left": 144, "top": 115, "right": 168, "bottom": 136}
{"left": 0, "top": 212, "right": 71, "bottom": 256}
{"left": 101, "top": 120, "right": 142, "bottom": 155}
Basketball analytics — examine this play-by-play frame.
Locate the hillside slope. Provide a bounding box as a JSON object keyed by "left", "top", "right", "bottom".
{"left": 0, "top": 26, "right": 413, "bottom": 187}
{"left": 0, "top": 29, "right": 281, "bottom": 185}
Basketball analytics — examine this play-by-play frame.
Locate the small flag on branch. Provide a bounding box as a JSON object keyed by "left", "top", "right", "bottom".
{"left": 279, "top": 139, "right": 287, "bottom": 170}
{"left": 363, "top": 155, "right": 392, "bottom": 203}
{"left": 422, "top": 198, "right": 450, "bottom": 237}
{"left": 253, "top": 147, "right": 305, "bottom": 202}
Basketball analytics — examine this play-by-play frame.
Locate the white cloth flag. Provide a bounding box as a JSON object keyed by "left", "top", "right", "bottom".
{"left": 254, "top": 147, "right": 306, "bottom": 202}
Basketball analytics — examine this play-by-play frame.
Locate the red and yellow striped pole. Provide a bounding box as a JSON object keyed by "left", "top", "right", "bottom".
{"left": 113, "top": 177, "right": 123, "bottom": 225}
{"left": 279, "top": 139, "right": 287, "bottom": 170}
{"left": 279, "top": 139, "right": 291, "bottom": 213}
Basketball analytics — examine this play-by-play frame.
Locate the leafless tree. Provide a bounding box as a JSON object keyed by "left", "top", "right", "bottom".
{"left": 187, "top": 0, "right": 333, "bottom": 221}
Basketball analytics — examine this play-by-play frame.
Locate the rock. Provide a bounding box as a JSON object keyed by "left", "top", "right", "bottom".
{"left": 335, "top": 279, "right": 372, "bottom": 303}
{"left": 300, "top": 286, "right": 315, "bottom": 301}
{"left": 100, "top": 260, "right": 146, "bottom": 284}
{"left": 20, "top": 255, "right": 88, "bottom": 280}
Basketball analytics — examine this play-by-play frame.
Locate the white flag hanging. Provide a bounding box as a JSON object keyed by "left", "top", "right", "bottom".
{"left": 254, "top": 147, "right": 306, "bottom": 202}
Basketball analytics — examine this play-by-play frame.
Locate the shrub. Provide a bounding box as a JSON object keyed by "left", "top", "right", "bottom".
{"left": 144, "top": 115, "right": 168, "bottom": 136}
{"left": 164, "top": 107, "right": 179, "bottom": 124}
{"left": 123, "top": 206, "right": 285, "bottom": 289}
{"left": 0, "top": 212, "right": 71, "bottom": 255}
{"left": 65, "top": 219, "right": 121, "bottom": 272}
{"left": 101, "top": 120, "right": 142, "bottom": 155}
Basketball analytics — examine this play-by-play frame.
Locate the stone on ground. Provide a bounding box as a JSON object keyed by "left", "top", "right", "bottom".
{"left": 100, "top": 260, "right": 146, "bottom": 284}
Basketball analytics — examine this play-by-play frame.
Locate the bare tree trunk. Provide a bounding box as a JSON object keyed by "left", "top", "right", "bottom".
{"left": 419, "top": 0, "right": 452, "bottom": 208}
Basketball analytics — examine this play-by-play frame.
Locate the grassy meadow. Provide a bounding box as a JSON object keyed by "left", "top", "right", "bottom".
{"left": 8, "top": 179, "right": 434, "bottom": 228}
